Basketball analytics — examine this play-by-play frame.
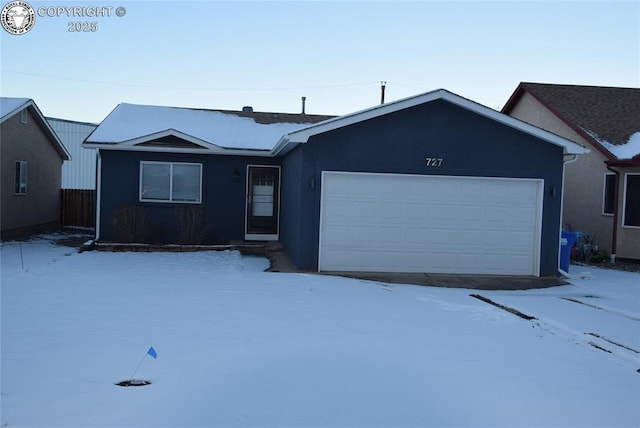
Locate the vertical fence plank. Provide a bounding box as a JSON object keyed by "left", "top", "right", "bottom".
{"left": 61, "top": 189, "right": 96, "bottom": 228}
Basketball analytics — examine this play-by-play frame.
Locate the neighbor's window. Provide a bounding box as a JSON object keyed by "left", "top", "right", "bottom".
{"left": 14, "top": 161, "right": 27, "bottom": 195}
{"left": 603, "top": 173, "right": 615, "bottom": 215}
{"left": 623, "top": 173, "right": 640, "bottom": 227}
{"left": 20, "top": 109, "right": 27, "bottom": 124}
{"left": 140, "top": 161, "right": 202, "bottom": 203}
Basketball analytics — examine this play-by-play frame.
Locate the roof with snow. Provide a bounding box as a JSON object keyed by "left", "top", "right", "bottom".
{"left": 502, "top": 83, "right": 640, "bottom": 161}
{"left": 84, "top": 103, "right": 334, "bottom": 153}
{"left": 1, "top": 97, "right": 71, "bottom": 160}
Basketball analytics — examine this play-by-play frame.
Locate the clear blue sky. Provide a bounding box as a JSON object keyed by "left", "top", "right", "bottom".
{"left": 1, "top": 0, "right": 638, "bottom": 123}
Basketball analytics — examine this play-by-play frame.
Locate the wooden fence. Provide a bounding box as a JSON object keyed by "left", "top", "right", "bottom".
{"left": 61, "top": 189, "right": 96, "bottom": 228}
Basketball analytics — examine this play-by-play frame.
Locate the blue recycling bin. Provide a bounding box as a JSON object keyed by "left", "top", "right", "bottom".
{"left": 560, "top": 230, "right": 577, "bottom": 273}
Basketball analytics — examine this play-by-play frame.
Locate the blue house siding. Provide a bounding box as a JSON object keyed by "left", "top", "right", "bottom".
{"left": 98, "top": 150, "right": 279, "bottom": 244}
{"left": 280, "top": 100, "right": 565, "bottom": 276}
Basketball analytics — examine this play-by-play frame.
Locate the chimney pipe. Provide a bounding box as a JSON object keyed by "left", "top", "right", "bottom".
{"left": 380, "top": 81, "right": 386, "bottom": 104}
{"left": 301, "top": 96, "right": 306, "bottom": 114}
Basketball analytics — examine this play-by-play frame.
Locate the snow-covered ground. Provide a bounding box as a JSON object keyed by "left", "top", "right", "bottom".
{"left": 1, "top": 234, "right": 639, "bottom": 427}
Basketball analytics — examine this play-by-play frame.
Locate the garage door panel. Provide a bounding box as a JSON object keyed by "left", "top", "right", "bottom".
{"left": 319, "top": 172, "right": 542, "bottom": 275}
{"left": 380, "top": 202, "right": 404, "bottom": 221}
{"left": 351, "top": 225, "right": 378, "bottom": 243}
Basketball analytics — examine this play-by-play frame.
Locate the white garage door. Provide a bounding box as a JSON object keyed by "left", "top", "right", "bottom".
{"left": 319, "top": 172, "right": 543, "bottom": 275}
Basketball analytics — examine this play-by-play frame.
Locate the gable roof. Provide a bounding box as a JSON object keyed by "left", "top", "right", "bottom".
{"left": 273, "top": 89, "right": 589, "bottom": 156}
{"left": 84, "top": 103, "right": 334, "bottom": 154}
{"left": 0, "top": 97, "right": 71, "bottom": 160}
{"left": 502, "top": 82, "right": 640, "bottom": 161}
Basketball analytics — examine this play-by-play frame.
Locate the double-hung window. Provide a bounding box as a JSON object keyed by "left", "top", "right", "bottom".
{"left": 140, "top": 161, "right": 202, "bottom": 203}
{"left": 15, "top": 161, "right": 27, "bottom": 195}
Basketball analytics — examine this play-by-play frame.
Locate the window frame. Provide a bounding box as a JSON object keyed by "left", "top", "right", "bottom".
{"left": 602, "top": 173, "right": 616, "bottom": 216}
{"left": 139, "top": 161, "right": 203, "bottom": 204}
{"left": 14, "top": 160, "right": 27, "bottom": 195}
{"left": 622, "top": 173, "right": 640, "bottom": 228}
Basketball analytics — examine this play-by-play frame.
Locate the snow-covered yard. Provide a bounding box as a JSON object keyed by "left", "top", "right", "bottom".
{"left": 1, "top": 234, "right": 639, "bottom": 427}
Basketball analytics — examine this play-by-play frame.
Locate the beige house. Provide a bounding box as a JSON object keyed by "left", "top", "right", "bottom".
{"left": 1, "top": 98, "right": 71, "bottom": 239}
{"left": 503, "top": 83, "right": 640, "bottom": 261}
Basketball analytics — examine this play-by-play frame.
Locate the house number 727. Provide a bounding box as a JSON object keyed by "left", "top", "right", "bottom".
{"left": 425, "top": 157, "right": 443, "bottom": 167}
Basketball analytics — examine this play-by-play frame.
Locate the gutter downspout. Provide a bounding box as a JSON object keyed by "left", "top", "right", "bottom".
{"left": 606, "top": 163, "right": 620, "bottom": 263}
{"left": 558, "top": 154, "right": 578, "bottom": 277}
{"left": 95, "top": 149, "right": 102, "bottom": 241}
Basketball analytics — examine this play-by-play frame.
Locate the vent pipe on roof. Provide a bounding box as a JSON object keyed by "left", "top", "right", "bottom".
{"left": 242, "top": 106, "right": 253, "bottom": 112}
{"left": 380, "top": 81, "right": 386, "bottom": 104}
{"left": 301, "top": 96, "right": 306, "bottom": 114}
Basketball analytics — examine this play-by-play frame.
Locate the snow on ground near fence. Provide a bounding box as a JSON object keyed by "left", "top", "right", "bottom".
{"left": 1, "top": 235, "right": 639, "bottom": 427}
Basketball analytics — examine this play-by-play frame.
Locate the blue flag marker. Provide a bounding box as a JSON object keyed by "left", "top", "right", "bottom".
{"left": 129, "top": 346, "right": 158, "bottom": 381}
{"left": 147, "top": 346, "right": 158, "bottom": 359}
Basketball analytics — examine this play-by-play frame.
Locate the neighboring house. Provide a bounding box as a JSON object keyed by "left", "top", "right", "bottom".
{"left": 502, "top": 83, "right": 640, "bottom": 261}
{"left": 84, "top": 90, "right": 587, "bottom": 277}
{"left": 1, "top": 98, "right": 71, "bottom": 239}
{"left": 47, "top": 117, "right": 98, "bottom": 190}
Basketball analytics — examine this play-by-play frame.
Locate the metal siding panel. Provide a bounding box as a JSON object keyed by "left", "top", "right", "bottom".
{"left": 48, "top": 119, "right": 97, "bottom": 189}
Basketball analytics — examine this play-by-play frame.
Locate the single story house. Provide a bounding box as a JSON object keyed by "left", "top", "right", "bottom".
{"left": 1, "top": 97, "right": 71, "bottom": 239}
{"left": 502, "top": 83, "right": 640, "bottom": 261}
{"left": 84, "top": 90, "right": 588, "bottom": 276}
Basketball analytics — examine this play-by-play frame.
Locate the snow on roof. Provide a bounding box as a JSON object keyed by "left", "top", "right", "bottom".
{"left": 86, "top": 103, "right": 329, "bottom": 151}
{"left": 583, "top": 129, "right": 640, "bottom": 160}
{"left": 1, "top": 97, "right": 31, "bottom": 120}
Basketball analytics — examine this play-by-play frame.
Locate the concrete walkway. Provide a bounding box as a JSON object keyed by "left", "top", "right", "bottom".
{"left": 239, "top": 243, "right": 567, "bottom": 290}
{"left": 319, "top": 271, "right": 567, "bottom": 290}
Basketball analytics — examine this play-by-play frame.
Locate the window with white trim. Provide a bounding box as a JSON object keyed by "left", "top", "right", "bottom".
{"left": 15, "top": 161, "right": 27, "bottom": 195}
{"left": 623, "top": 173, "right": 640, "bottom": 227}
{"left": 20, "top": 109, "right": 27, "bottom": 124}
{"left": 603, "top": 173, "right": 615, "bottom": 215}
{"left": 140, "top": 161, "right": 202, "bottom": 203}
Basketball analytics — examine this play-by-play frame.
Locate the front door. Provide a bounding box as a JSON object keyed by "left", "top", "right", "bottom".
{"left": 246, "top": 166, "right": 280, "bottom": 240}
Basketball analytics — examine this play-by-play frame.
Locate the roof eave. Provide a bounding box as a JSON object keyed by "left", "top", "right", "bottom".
{"left": 95, "top": 145, "right": 272, "bottom": 157}
{"left": 1, "top": 99, "right": 71, "bottom": 160}
{"left": 84, "top": 135, "right": 273, "bottom": 157}
{"left": 500, "top": 83, "right": 527, "bottom": 114}
{"left": 606, "top": 157, "right": 640, "bottom": 167}
{"left": 503, "top": 83, "right": 612, "bottom": 160}
{"left": 0, "top": 99, "right": 31, "bottom": 123}
{"left": 274, "top": 88, "right": 589, "bottom": 156}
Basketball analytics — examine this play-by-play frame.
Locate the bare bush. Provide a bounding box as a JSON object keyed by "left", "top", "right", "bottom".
{"left": 110, "top": 205, "right": 149, "bottom": 243}
{"left": 174, "top": 206, "right": 213, "bottom": 244}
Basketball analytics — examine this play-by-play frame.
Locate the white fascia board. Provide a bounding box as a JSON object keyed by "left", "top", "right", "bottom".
{"left": 272, "top": 89, "right": 590, "bottom": 156}
{"left": 272, "top": 90, "right": 446, "bottom": 155}
{"left": 83, "top": 143, "right": 272, "bottom": 157}
{"left": 120, "top": 129, "right": 219, "bottom": 149}
{"left": 83, "top": 128, "right": 273, "bottom": 157}
{"left": 451, "top": 94, "right": 590, "bottom": 155}
{"left": 32, "top": 103, "right": 72, "bottom": 160}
